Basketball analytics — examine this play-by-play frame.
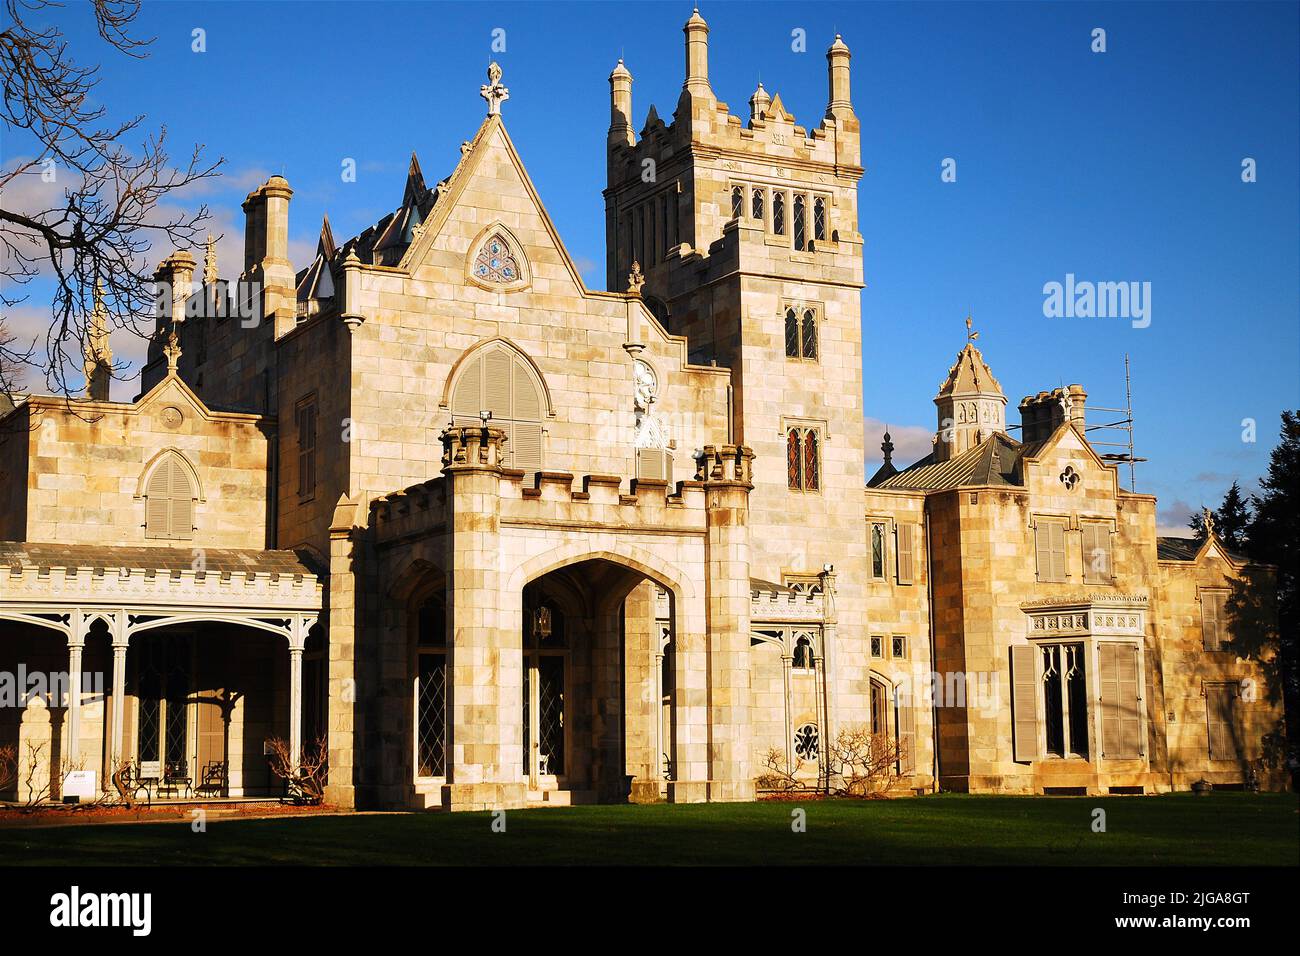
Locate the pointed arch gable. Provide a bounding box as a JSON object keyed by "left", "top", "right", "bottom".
{"left": 134, "top": 447, "right": 205, "bottom": 501}
{"left": 465, "top": 221, "right": 531, "bottom": 293}
{"left": 439, "top": 337, "right": 555, "bottom": 418}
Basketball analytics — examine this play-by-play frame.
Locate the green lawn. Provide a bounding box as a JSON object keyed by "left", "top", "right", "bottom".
{"left": 1, "top": 793, "right": 1296, "bottom": 866}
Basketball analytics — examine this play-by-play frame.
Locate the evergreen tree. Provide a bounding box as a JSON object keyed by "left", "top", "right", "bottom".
{"left": 1189, "top": 480, "right": 1253, "bottom": 551}
{"left": 1235, "top": 412, "right": 1299, "bottom": 783}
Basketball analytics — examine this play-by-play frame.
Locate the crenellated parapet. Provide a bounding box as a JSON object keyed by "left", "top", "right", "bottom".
{"left": 750, "top": 580, "right": 825, "bottom": 623}
{"left": 439, "top": 423, "right": 510, "bottom": 471}
{"left": 694, "top": 444, "right": 755, "bottom": 486}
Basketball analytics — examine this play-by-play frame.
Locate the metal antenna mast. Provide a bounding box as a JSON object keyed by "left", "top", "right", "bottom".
{"left": 1086, "top": 353, "right": 1144, "bottom": 491}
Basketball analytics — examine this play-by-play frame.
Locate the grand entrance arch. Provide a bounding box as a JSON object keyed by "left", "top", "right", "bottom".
{"left": 518, "top": 557, "right": 677, "bottom": 805}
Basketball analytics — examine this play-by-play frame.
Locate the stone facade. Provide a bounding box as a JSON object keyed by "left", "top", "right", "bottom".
{"left": 0, "top": 11, "right": 1280, "bottom": 809}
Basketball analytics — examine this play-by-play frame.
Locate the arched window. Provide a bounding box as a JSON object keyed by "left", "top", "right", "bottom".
{"left": 793, "top": 194, "right": 806, "bottom": 249}
{"left": 786, "top": 427, "right": 820, "bottom": 492}
{"left": 730, "top": 185, "right": 743, "bottom": 219}
{"left": 813, "top": 196, "right": 827, "bottom": 241}
{"left": 801, "top": 308, "right": 818, "bottom": 359}
{"left": 449, "top": 343, "right": 545, "bottom": 473}
{"left": 793, "top": 634, "right": 814, "bottom": 670}
{"left": 751, "top": 187, "right": 765, "bottom": 222}
{"left": 772, "top": 192, "right": 785, "bottom": 235}
{"left": 784, "top": 308, "right": 800, "bottom": 357}
{"left": 473, "top": 233, "right": 521, "bottom": 284}
{"left": 144, "top": 452, "right": 196, "bottom": 540}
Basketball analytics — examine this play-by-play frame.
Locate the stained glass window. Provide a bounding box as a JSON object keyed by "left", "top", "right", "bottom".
{"left": 803, "top": 430, "right": 819, "bottom": 491}
{"left": 787, "top": 429, "right": 801, "bottom": 489}
{"left": 473, "top": 234, "right": 520, "bottom": 283}
{"left": 787, "top": 427, "right": 821, "bottom": 491}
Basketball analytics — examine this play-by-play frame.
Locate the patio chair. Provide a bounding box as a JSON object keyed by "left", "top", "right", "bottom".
{"left": 157, "top": 760, "right": 192, "bottom": 799}
{"left": 194, "top": 761, "right": 227, "bottom": 798}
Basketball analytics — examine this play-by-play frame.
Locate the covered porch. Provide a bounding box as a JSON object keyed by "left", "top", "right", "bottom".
{"left": 0, "top": 543, "right": 324, "bottom": 803}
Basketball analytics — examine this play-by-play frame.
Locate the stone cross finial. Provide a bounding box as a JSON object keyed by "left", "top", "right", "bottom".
{"left": 481, "top": 62, "right": 509, "bottom": 116}
{"left": 1202, "top": 506, "right": 1216, "bottom": 538}
{"left": 163, "top": 327, "right": 182, "bottom": 372}
{"left": 627, "top": 260, "right": 644, "bottom": 295}
{"left": 203, "top": 233, "right": 218, "bottom": 287}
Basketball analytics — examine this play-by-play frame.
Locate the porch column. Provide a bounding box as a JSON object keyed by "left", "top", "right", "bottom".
{"left": 817, "top": 567, "right": 839, "bottom": 749}
{"left": 66, "top": 630, "right": 84, "bottom": 769}
{"left": 289, "top": 619, "right": 305, "bottom": 761}
{"left": 782, "top": 653, "right": 794, "bottom": 773}
{"left": 109, "top": 626, "right": 129, "bottom": 777}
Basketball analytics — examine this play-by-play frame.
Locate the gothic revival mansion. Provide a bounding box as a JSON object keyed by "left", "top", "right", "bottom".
{"left": 0, "top": 13, "right": 1280, "bottom": 811}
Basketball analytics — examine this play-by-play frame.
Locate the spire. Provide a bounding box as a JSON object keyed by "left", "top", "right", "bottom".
{"left": 881, "top": 429, "right": 894, "bottom": 465}
{"left": 203, "top": 233, "right": 218, "bottom": 287}
{"left": 317, "top": 214, "right": 337, "bottom": 260}
{"left": 82, "top": 281, "right": 113, "bottom": 401}
{"left": 934, "top": 322, "right": 1008, "bottom": 462}
{"left": 480, "top": 61, "right": 509, "bottom": 116}
{"left": 404, "top": 152, "right": 426, "bottom": 205}
{"left": 868, "top": 427, "right": 900, "bottom": 486}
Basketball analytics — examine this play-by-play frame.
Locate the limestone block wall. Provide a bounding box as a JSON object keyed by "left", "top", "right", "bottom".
{"left": 9, "top": 377, "right": 271, "bottom": 549}
{"left": 1155, "top": 551, "right": 1282, "bottom": 787}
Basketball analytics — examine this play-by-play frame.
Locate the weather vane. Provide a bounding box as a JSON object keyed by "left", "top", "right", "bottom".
{"left": 966, "top": 314, "right": 979, "bottom": 342}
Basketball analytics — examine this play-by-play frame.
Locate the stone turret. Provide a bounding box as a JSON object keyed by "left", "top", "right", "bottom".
{"left": 241, "top": 174, "right": 296, "bottom": 336}
{"left": 609, "top": 58, "right": 634, "bottom": 150}
{"left": 934, "top": 339, "right": 1007, "bottom": 462}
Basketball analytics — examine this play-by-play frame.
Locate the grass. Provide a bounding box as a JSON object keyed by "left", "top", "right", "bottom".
{"left": 0, "top": 793, "right": 1295, "bottom": 866}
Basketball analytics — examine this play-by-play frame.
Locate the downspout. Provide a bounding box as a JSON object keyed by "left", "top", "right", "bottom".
{"left": 925, "top": 507, "right": 941, "bottom": 792}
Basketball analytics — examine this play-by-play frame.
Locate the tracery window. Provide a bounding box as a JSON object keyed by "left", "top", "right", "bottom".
{"left": 751, "top": 186, "right": 765, "bottom": 221}
{"left": 772, "top": 192, "right": 785, "bottom": 235}
{"left": 787, "top": 426, "right": 820, "bottom": 492}
{"left": 813, "top": 196, "right": 827, "bottom": 241}
{"left": 731, "top": 185, "right": 744, "bottom": 219}
{"left": 793, "top": 635, "right": 814, "bottom": 670}
{"left": 794, "top": 722, "right": 820, "bottom": 762}
{"left": 793, "top": 194, "right": 806, "bottom": 249}
{"left": 473, "top": 233, "right": 520, "bottom": 284}
{"left": 784, "top": 306, "right": 818, "bottom": 359}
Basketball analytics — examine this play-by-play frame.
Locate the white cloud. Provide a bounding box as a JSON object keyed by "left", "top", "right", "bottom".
{"left": 864, "top": 417, "right": 933, "bottom": 471}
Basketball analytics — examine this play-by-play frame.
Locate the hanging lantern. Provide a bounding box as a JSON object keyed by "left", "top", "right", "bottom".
{"left": 533, "top": 605, "right": 552, "bottom": 642}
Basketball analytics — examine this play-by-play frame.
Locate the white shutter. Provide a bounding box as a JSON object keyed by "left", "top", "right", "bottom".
{"left": 1206, "top": 685, "right": 1238, "bottom": 760}
{"left": 1100, "top": 644, "right": 1142, "bottom": 759}
{"left": 450, "top": 355, "right": 483, "bottom": 418}
{"left": 511, "top": 357, "right": 541, "bottom": 419}
{"left": 483, "top": 348, "right": 512, "bottom": 416}
{"left": 1082, "top": 524, "right": 1110, "bottom": 584}
{"left": 1011, "top": 645, "right": 1039, "bottom": 762}
{"left": 145, "top": 462, "right": 171, "bottom": 538}
{"left": 512, "top": 421, "right": 543, "bottom": 474}
{"left": 169, "top": 459, "right": 194, "bottom": 539}
{"left": 896, "top": 698, "right": 916, "bottom": 774}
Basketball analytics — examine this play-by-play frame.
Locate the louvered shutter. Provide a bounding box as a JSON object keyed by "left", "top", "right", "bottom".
{"left": 450, "top": 355, "right": 483, "bottom": 421}
{"left": 169, "top": 459, "right": 194, "bottom": 539}
{"left": 1035, "top": 522, "right": 1052, "bottom": 582}
{"left": 145, "top": 462, "right": 172, "bottom": 538}
{"left": 1100, "top": 643, "right": 1142, "bottom": 758}
{"left": 637, "top": 447, "right": 671, "bottom": 481}
{"left": 1050, "top": 521, "right": 1067, "bottom": 582}
{"left": 896, "top": 698, "right": 917, "bottom": 774}
{"left": 1082, "top": 524, "right": 1109, "bottom": 583}
{"left": 1206, "top": 685, "right": 1237, "bottom": 760}
{"left": 512, "top": 422, "right": 543, "bottom": 473}
{"left": 1202, "top": 592, "right": 1223, "bottom": 651}
{"left": 1011, "top": 645, "right": 1039, "bottom": 762}
{"left": 896, "top": 523, "right": 915, "bottom": 585}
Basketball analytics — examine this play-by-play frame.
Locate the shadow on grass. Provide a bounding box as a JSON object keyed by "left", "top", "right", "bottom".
{"left": 1, "top": 793, "right": 1295, "bottom": 867}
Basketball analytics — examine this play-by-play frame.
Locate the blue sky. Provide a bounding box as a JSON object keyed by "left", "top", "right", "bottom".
{"left": 5, "top": 1, "right": 1297, "bottom": 533}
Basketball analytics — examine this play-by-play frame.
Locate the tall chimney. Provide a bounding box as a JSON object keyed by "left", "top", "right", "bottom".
{"left": 242, "top": 175, "right": 296, "bottom": 336}
{"left": 609, "top": 59, "right": 634, "bottom": 148}
{"left": 683, "top": 8, "right": 712, "bottom": 98}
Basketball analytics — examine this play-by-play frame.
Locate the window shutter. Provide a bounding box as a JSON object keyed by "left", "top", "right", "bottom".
{"left": 896, "top": 698, "right": 917, "bottom": 774}
{"left": 1011, "top": 645, "right": 1039, "bottom": 762}
{"left": 1201, "top": 592, "right": 1220, "bottom": 651}
{"left": 1100, "top": 643, "right": 1142, "bottom": 759}
{"left": 1082, "top": 524, "right": 1108, "bottom": 583}
{"left": 1051, "top": 521, "right": 1067, "bottom": 581}
{"left": 1206, "top": 685, "right": 1238, "bottom": 760}
{"left": 450, "top": 355, "right": 482, "bottom": 418}
{"left": 145, "top": 462, "right": 172, "bottom": 538}
{"left": 511, "top": 358, "right": 541, "bottom": 420}
{"left": 169, "top": 459, "right": 194, "bottom": 539}
{"left": 1035, "top": 522, "right": 1050, "bottom": 581}
{"left": 896, "top": 523, "right": 915, "bottom": 585}
{"left": 512, "top": 421, "right": 543, "bottom": 474}
{"left": 483, "top": 348, "right": 512, "bottom": 414}
{"left": 636, "top": 447, "right": 671, "bottom": 482}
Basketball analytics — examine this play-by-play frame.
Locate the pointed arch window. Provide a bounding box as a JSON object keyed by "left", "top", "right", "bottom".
{"left": 772, "top": 192, "right": 786, "bottom": 235}
{"left": 144, "top": 453, "right": 196, "bottom": 540}
{"left": 793, "top": 634, "right": 814, "bottom": 670}
{"left": 793, "top": 194, "right": 806, "bottom": 249}
{"left": 751, "top": 187, "right": 765, "bottom": 222}
{"left": 813, "top": 196, "right": 827, "bottom": 241}
{"left": 786, "top": 426, "right": 820, "bottom": 492}
{"left": 450, "top": 343, "right": 545, "bottom": 474}
{"left": 784, "top": 308, "right": 800, "bottom": 357}
{"left": 473, "top": 233, "right": 521, "bottom": 284}
{"left": 784, "top": 305, "right": 818, "bottom": 360}
{"left": 731, "top": 185, "right": 744, "bottom": 220}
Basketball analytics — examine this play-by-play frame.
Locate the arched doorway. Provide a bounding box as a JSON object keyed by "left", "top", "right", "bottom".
{"left": 519, "top": 557, "right": 677, "bottom": 804}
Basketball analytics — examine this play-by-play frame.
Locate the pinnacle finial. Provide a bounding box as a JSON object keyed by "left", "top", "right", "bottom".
{"left": 164, "top": 327, "right": 182, "bottom": 373}
{"left": 627, "top": 260, "right": 645, "bottom": 295}
{"left": 481, "top": 61, "right": 509, "bottom": 116}
{"left": 881, "top": 429, "right": 895, "bottom": 464}
{"left": 203, "top": 232, "right": 218, "bottom": 286}
{"left": 1202, "top": 506, "right": 1216, "bottom": 538}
